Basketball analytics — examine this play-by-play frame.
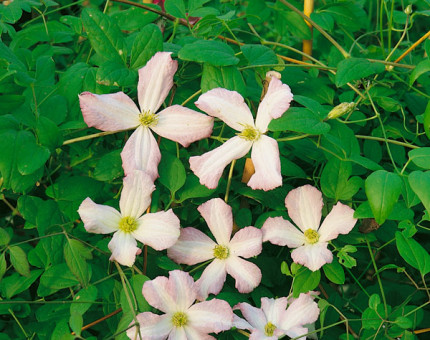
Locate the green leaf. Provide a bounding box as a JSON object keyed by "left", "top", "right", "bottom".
{"left": 280, "top": 261, "right": 292, "bottom": 276}
{"left": 96, "top": 61, "right": 137, "bottom": 87}
{"left": 111, "top": 5, "right": 159, "bottom": 31}
{"left": 120, "top": 275, "right": 151, "bottom": 315}
{"left": 69, "top": 312, "right": 83, "bottom": 337}
{"left": 70, "top": 286, "right": 98, "bottom": 316}
{"left": 394, "top": 316, "right": 413, "bottom": 330}
{"left": 362, "top": 307, "right": 383, "bottom": 330}
{"left": 0, "top": 269, "right": 43, "bottom": 299}
{"left": 81, "top": 8, "right": 126, "bottom": 64}
{"left": 282, "top": 11, "right": 311, "bottom": 40}
{"left": 93, "top": 150, "right": 123, "bottom": 181}
{"left": 323, "top": 259, "right": 345, "bottom": 284}
{"left": 268, "top": 107, "right": 331, "bottom": 134}
{"left": 0, "top": 253, "right": 6, "bottom": 281}
{"left": 0, "top": 228, "right": 11, "bottom": 246}
{"left": 395, "top": 231, "right": 430, "bottom": 275}
{"left": 408, "top": 171, "right": 430, "bottom": 213}
{"left": 409, "top": 59, "right": 430, "bottom": 86}
{"left": 9, "top": 246, "right": 30, "bottom": 277}
{"left": 16, "top": 137, "right": 50, "bottom": 176}
{"left": 201, "top": 64, "right": 246, "bottom": 97}
{"left": 158, "top": 153, "right": 186, "bottom": 195}
{"left": 337, "top": 245, "right": 357, "bottom": 268}
{"left": 179, "top": 40, "right": 240, "bottom": 66}
{"left": 335, "top": 58, "right": 385, "bottom": 87}
{"left": 64, "top": 239, "right": 92, "bottom": 287}
{"left": 241, "top": 44, "right": 278, "bottom": 65}
{"left": 365, "top": 170, "right": 402, "bottom": 225}
{"left": 321, "top": 158, "right": 361, "bottom": 201}
{"left": 176, "top": 174, "right": 216, "bottom": 202}
{"left": 165, "top": 0, "right": 186, "bottom": 19}
{"left": 292, "top": 267, "right": 321, "bottom": 297}
{"left": 130, "top": 24, "right": 163, "bottom": 69}
{"left": 369, "top": 294, "right": 381, "bottom": 310}
{"left": 40, "top": 263, "right": 80, "bottom": 290}
{"left": 408, "top": 148, "right": 430, "bottom": 169}
{"left": 36, "top": 116, "right": 63, "bottom": 150}
{"left": 423, "top": 100, "right": 430, "bottom": 139}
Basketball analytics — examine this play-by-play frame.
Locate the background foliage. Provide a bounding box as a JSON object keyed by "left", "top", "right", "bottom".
{"left": 1, "top": 0, "right": 430, "bottom": 339}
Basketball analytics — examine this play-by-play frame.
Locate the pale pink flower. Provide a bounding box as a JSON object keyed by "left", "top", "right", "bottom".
{"left": 167, "top": 198, "right": 263, "bottom": 300}
{"left": 262, "top": 185, "right": 357, "bottom": 271}
{"left": 189, "top": 76, "right": 293, "bottom": 191}
{"left": 78, "top": 170, "right": 180, "bottom": 267}
{"left": 126, "top": 270, "right": 233, "bottom": 340}
{"left": 79, "top": 52, "right": 213, "bottom": 181}
{"left": 234, "top": 294, "right": 320, "bottom": 340}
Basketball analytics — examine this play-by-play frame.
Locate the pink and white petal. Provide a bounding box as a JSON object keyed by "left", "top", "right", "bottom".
{"left": 249, "top": 329, "right": 275, "bottom": 340}
{"left": 197, "top": 198, "right": 233, "bottom": 245}
{"left": 108, "top": 231, "right": 140, "bottom": 267}
{"left": 190, "top": 136, "right": 252, "bottom": 189}
{"left": 119, "top": 170, "right": 155, "bottom": 218}
{"left": 188, "top": 299, "right": 233, "bottom": 333}
{"left": 137, "top": 52, "right": 178, "bottom": 114}
{"left": 79, "top": 92, "right": 139, "bottom": 131}
{"left": 285, "top": 185, "right": 323, "bottom": 232}
{"left": 225, "top": 256, "right": 262, "bottom": 294}
{"left": 196, "top": 259, "right": 227, "bottom": 301}
{"left": 261, "top": 217, "right": 305, "bottom": 248}
{"left": 168, "top": 327, "right": 187, "bottom": 340}
{"left": 229, "top": 226, "right": 262, "bottom": 258}
{"left": 167, "top": 227, "right": 216, "bottom": 266}
{"left": 285, "top": 326, "right": 310, "bottom": 340}
{"left": 78, "top": 198, "right": 121, "bottom": 234}
{"left": 247, "top": 136, "right": 282, "bottom": 191}
{"left": 183, "top": 327, "right": 215, "bottom": 340}
{"left": 133, "top": 210, "right": 180, "bottom": 250}
{"left": 261, "top": 297, "right": 289, "bottom": 325}
{"left": 255, "top": 77, "right": 293, "bottom": 132}
{"left": 235, "top": 302, "right": 266, "bottom": 330}
{"left": 233, "top": 314, "right": 253, "bottom": 330}
{"left": 318, "top": 202, "right": 357, "bottom": 242}
{"left": 143, "top": 276, "right": 176, "bottom": 313}
{"left": 151, "top": 106, "right": 214, "bottom": 147}
{"left": 167, "top": 270, "right": 197, "bottom": 310}
{"left": 281, "top": 293, "right": 319, "bottom": 332}
{"left": 121, "top": 126, "right": 161, "bottom": 180}
{"left": 195, "top": 88, "right": 255, "bottom": 131}
{"left": 126, "top": 313, "right": 172, "bottom": 340}
{"left": 291, "top": 243, "right": 333, "bottom": 272}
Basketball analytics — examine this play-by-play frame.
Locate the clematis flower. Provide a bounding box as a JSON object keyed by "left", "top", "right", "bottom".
{"left": 79, "top": 52, "right": 213, "bottom": 181}
{"left": 234, "top": 294, "right": 320, "bottom": 340}
{"left": 126, "top": 270, "right": 233, "bottom": 340}
{"left": 78, "top": 170, "right": 180, "bottom": 267}
{"left": 167, "top": 198, "right": 262, "bottom": 300}
{"left": 262, "top": 185, "right": 357, "bottom": 271}
{"left": 189, "top": 76, "right": 293, "bottom": 191}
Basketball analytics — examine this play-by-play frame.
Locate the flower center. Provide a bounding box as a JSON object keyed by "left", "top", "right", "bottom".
{"left": 171, "top": 312, "right": 188, "bottom": 327}
{"left": 237, "top": 125, "right": 261, "bottom": 141}
{"left": 213, "top": 245, "right": 229, "bottom": 260}
{"left": 304, "top": 229, "right": 319, "bottom": 244}
{"left": 118, "top": 216, "right": 138, "bottom": 233}
{"left": 264, "top": 322, "right": 276, "bottom": 337}
{"left": 138, "top": 111, "right": 158, "bottom": 127}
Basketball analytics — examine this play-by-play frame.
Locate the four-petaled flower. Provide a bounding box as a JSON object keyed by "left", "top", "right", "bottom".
{"left": 78, "top": 170, "right": 180, "bottom": 267}
{"left": 262, "top": 184, "right": 357, "bottom": 271}
{"left": 189, "top": 75, "right": 293, "bottom": 191}
{"left": 126, "top": 270, "right": 233, "bottom": 340}
{"left": 79, "top": 52, "right": 214, "bottom": 181}
{"left": 168, "top": 198, "right": 263, "bottom": 300}
{"left": 234, "top": 294, "right": 320, "bottom": 340}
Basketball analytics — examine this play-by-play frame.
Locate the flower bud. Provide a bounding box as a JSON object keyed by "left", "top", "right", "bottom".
{"left": 404, "top": 5, "right": 412, "bottom": 15}
{"left": 327, "top": 102, "right": 356, "bottom": 120}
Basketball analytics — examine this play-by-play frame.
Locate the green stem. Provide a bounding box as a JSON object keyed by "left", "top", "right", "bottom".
{"left": 23, "top": 0, "right": 86, "bottom": 27}
{"left": 181, "top": 89, "right": 202, "bottom": 106}
{"left": 366, "top": 237, "right": 388, "bottom": 318}
{"left": 238, "top": 64, "right": 336, "bottom": 71}
{"left": 355, "top": 135, "right": 418, "bottom": 149}
{"left": 224, "top": 159, "right": 236, "bottom": 203}
{"left": 63, "top": 129, "right": 129, "bottom": 146}
{"left": 277, "top": 134, "right": 310, "bottom": 142}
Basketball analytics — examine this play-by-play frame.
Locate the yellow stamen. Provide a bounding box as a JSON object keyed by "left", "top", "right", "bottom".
{"left": 237, "top": 125, "right": 261, "bottom": 141}
{"left": 171, "top": 312, "right": 188, "bottom": 327}
{"left": 138, "top": 111, "right": 158, "bottom": 127}
{"left": 264, "top": 322, "right": 276, "bottom": 336}
{"left": 118, "top": 216, "right": 138, "bottom": 233}
{"left": 213, "top": 245, "right": 229, "bottom": 260}
{"left": 304, "top": 229, "right": 319, "bottom": 244}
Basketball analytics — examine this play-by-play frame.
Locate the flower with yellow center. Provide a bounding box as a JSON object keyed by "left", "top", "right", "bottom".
{"left": 168, "top": 198, "right": 263, "bottom": 300}
{"left": 126, "top": 270, "right": 233, "bottom": 340}
{"left": 78, "top": 170, "right": 180, "bottom": 267}
{"left": 190, "top": 74, "right": 294, "bottom": 191}
{"left": 262, "top": 185, "right": 357, "bottom": 271}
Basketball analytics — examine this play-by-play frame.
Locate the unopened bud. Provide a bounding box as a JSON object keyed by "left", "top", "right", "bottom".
{"left": 327, "top": 102, "right": 356, "bottom": 120}
{"left": 404, "top": 5, "right": 412, "bottom": 15}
